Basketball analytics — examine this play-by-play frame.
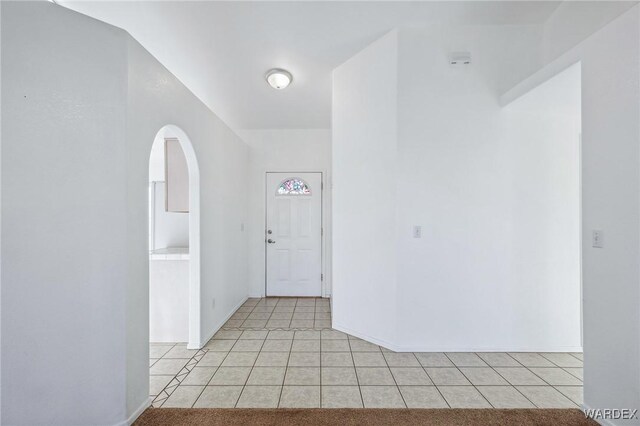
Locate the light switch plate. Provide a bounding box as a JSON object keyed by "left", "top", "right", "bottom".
{"left": 592, "top": 230, "right": 604, "bottom": 248}
{"left": 413, "top": 226, "right": 422, "bottom": 238}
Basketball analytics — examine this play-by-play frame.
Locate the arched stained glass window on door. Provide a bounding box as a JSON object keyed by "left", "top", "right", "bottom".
{"left": 277, "top": 178, "right": 311, "bottom": 195}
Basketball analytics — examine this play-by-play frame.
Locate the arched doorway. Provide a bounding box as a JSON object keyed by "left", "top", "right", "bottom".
{"left": 148, "top": 125, "right": 201, "bottom": 348}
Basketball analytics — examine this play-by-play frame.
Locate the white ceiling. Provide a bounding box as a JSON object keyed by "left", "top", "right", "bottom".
{"left": 60, "top": 1, "right": 564, "bottom": 130}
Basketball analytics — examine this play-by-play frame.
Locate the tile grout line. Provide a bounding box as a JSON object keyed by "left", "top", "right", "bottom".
{"left": 206, "top": 301, "right": 257, "bottom": 407}
{"left": 494, "top": 352, "right": 580, "bottom": 408}
{"left": 189, "top": 337, "right": 238, "bottom": 408}
{"left": 413, "top": 361, "right": 452, "bottom": 408}
{"left": 154, "top": 298, "right": 252, "bottom": 407}
{"left": 239, "top": 299, "right": 256, "bottom": 328}
{"left": 276, "top": 298, "right": 297, "bottom": 408}
{"left": 553, "top": 384, "right": 584, "bottom": 406}
{"left": 347, "top": 335, "right": 366, "bottom": 408}
{"left": 381, "top": 350, "right": 408, "bottom": 408}
{"left": 568, "top": 352, "right": 583, "bottom": 361}
{"left": 520, "top": 367, "right": 581, "bottom": 408}
{"left": 506, "top": 352, "right": 567, "bottom": 386}
{"left": 416, "top": 356, "right": 453, "bottom": 408}
{"left": 538, "top": 352, "right": 584, "bottom": 371}
{"left": 151, "top": 343, "right": 199, "bottom": 406}
{"left": 442, "top": 352, "right": 494, "bottom": 408}
{"left": 278, "top": 299, "right": 298, "bottom": 330}
{"left": 560, "top": 367, "right": 583, "bottom": 380}
{"left": 314, "top": 297, "right": 317, "bottom": 331}
{"left": 478, "top": 353, "right": 542, "bottom": 409}
{"left": 188, "top": 349, "right": 216, "bottom": 408}
{"left": 475, "top": 352, "right": 538, "bottom": 407}
{"left": 235, "top": 330, "right": 268, "bottom": 408}
{"left": 265, "top": 298, "right": 276, "bottom": 327}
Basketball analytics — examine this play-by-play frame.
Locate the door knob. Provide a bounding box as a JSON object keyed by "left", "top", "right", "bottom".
{"left": 267, "top": 239, "right": 276, "bottom": 244}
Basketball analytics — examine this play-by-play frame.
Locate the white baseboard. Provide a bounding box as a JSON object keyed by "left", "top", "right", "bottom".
{"left": 250, "top": 293, "right": 332, "bottom": 298}
{"left": 114, "top": 397, "right": 151, "bottom": 426}
{"left": 332, "top": 322, "right": 583, "bottom": 353}
{"left": 189, "top": 296, "right": 248, "bottom": 349}
{"left": 391, "top": 345, "right": 585, "bottom": 353}
{"left": 332, "top": 322, "right": 400, "bottom": 351}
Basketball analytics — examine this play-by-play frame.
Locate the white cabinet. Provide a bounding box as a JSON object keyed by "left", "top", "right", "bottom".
{"left": 165, "top": 138, "right": 189, "bottom": 213}
{"left": 149, "top": 249, "right": 190, "bottom": 342}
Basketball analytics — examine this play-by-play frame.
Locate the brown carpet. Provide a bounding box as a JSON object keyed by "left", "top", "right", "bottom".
{"left": 134, "top": 408, "right": 596, "bottom": 425}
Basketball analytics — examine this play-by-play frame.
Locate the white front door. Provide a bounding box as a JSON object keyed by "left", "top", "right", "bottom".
{"left": 266, "top": 172, "right": 322, "bottom": 297}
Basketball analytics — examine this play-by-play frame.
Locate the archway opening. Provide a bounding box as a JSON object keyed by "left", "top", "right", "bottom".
{"left": 147, "top": 125, "right": 201, "bottom": 398}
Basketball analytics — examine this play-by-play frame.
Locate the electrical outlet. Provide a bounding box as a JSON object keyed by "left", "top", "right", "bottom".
{"left": 592, "top": 230, "right": 604, "bottom": 248}
{"left": 413, "top": 226, "right": 422, "bottom": 238}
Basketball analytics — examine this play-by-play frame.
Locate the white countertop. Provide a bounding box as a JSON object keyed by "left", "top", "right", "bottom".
{"left": 149, "top": 247, "right": 190, "bottom": 260}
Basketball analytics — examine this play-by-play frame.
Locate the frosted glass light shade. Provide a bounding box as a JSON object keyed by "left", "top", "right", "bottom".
{"left": 266, "top": 69, "right": 292, "bottom": 90}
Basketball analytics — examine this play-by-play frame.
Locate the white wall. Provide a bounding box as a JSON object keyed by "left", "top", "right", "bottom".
{"left": 541, "top": 1, "right": 636, "bottom": 66}
{"left": 394, "top": 25, "right": 581, "bottom": 351}
{"left": 526, "top": 6, "right": 640, "bottom": 421}
{"left": 1, "top": 2, "right": 250, "bottom": 424}
{"left": 333, "top": 25, "right": 582, "bottom": 352}
{"left": 126, "top": 34, "right": 249, "bottom": 417}
{"left": 332, "top": 31, "right": 399, "bottom": 344}
{"left": 500, "top": 63, "right": 582, "bottom": 349}
{"left": 2, "top": 3, "right": 128, "bottom": 424}
{"left": 238, "top": 129, "right": 332, "bottom": 298}
{"left": 332, "top": 6, "right": 640, "bottom": 418}
{"left": 149, "top": 133, "right": 165, "bottom": 182}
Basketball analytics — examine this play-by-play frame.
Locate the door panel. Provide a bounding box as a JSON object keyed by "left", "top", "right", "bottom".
{"left": 276, "top": 250, "right": 290, "bottom": 281}
{"left": 298, "top": 199, "right": 312, "bottom": 237}
{"left": 266, "top": 172, "right": 322, "bottom": 297}
{"left": 276, "top": 199, "right": 291, "bottom": 237}
{"left": 296, "top": 249, "right": 312, "bottom": 282}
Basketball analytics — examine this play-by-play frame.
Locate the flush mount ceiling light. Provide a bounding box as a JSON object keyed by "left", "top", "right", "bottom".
{"left": 265, "top": 69, "right": 293, "bottom": 90}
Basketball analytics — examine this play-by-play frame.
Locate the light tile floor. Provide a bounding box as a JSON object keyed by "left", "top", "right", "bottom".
{"left": 150, "top": 297, "right": 583, "bottom": 409}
